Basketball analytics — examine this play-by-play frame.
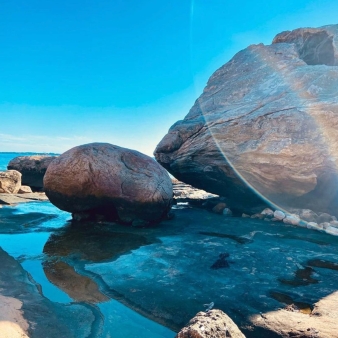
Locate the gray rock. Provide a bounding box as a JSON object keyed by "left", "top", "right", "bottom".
{"left": 0, "top": 170, "right": 21, "bottom": 194}
{"left": 317, "top": 213, "right": 333, "bottom": 224}
{"left": 44, "top": 143, "right": 173, "bottom": 224}
{"left": 274, "top": 210, "right": 286, "bottom": 220}
{"left": 298, "top": 209, "right": 319, "bottom": 223}
{"left": 307, "top": 222, "right": 322, "bottom": 230}
{"left": 176, "top": 309, "right": 246, "bottom": 338}
{"left": 283, "top": 215, "right": 300, "bottom": 226}
{"left": 8, "top": 155, "right": 57, "bottom": 191}
{"left": 261, "top": 208, "right": 274, "bottom": 217}
{"left": 154, "top": 24, "right": 338, "bottom": 215}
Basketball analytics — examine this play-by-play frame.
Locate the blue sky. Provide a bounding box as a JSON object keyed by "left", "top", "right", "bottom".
{"left": 1, "top": 0, "right": 338, "bottom": 155}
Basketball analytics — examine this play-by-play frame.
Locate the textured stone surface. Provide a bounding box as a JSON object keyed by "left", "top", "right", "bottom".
{"left": 8, "top": 155, "right": 57, "bottom": 191}
{"left": 44, "top": 143, "right": 173, "bottom": 223}
{"left": 154, "top": 24, "right": 338, "bottom": 215}
{"left": 176, "top": 309, "right": 245, "bottom": 338}
{"left": 18, "top": 185, "right": 33, "bottom": 194}
{"left": 251, "top": 291, "right": 338, "bottom": 338}
{"left": 0, "top": 170, "right": 21, "bottom": 194}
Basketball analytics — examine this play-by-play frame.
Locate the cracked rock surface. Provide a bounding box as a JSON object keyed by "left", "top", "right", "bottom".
{"left": 154, "top": 24, "right": 338, "bottom": 215}
{"left": 44, "top": 142, "right": 173, "bottom": 224}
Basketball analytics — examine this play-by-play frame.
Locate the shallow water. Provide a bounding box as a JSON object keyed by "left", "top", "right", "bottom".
{"left": 0, "top": 201, "right": 338, "bottom": 337}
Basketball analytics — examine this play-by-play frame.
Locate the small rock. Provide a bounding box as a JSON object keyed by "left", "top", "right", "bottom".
{"left": 307, "top": 222, "right": 322, "bottom": 230}
{"left": 261, "top": 208, "right": 274, "bottom": 217}
{"left": 18, "top": 185, "right": 33, "bottom": 194}
{"left": 325, "top": 226, "right": 338, "bottom": 236}
{"left": 317, "top": 213, "right": 332, "bottom": 224}
{"left": 176, "top": 309, "right": 245, "bottom": 338}
{"left": 298, "top": 209, "right": 318, "bottom": 223}
{"left": 320, "top": 222, "right": 331, "bottom": 229}
{"left": 283, "top": 215, "right": 300, "bottom": 226}
{"left": 274, "top": 210, "right": 286, "bottom": 220}
{"left": 212, "top": 203, "right": 227, "bottom": 214}
{"left": 329, "top": 220, "right": 338, "bottom": 228}
{"left": 242, "top": 213, "right": 251, "bottom": 218}
{"left": 222, "top": 208, "right": 233, "bottom": 216}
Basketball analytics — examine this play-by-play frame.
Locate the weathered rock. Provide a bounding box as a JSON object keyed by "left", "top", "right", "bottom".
{"left": 261, "top": 208, "right": 274, "bottom": 217}
{"left": 283, "top": 215, "right": 300, "bottom": 226}
{"left": 176, "top": 309, "right": 245, "bottom": 338}
{"left": 251, "top": 291, "right": 338, "bottom": 337}
{"left": 18, "top": 185, "right": 33, "bottom": 194}
{"left": 0, "top": 170, "right": 21, "bottom": 194}
{"left": 212, "top": 202, "right": 227, "bottom": 214}
{"left": 154, "top": 24, "right": 338, "bottom": 215}
{"left": 274, "top": 210, "right": 286, "bottom": 220}
{"left": 317, "top": 212, "right": 332, "bottom": 223}
{"left": 298, "top": 209, "right": 319, "bottom": 223}
{"left": 0, "top": 192, "right": 48, "bottom": 205}
{"left": 43, "top": 143, "right": 173, "bottom": 224}
{"left": 7, "top": 155, "right": 57, "bottom": 191}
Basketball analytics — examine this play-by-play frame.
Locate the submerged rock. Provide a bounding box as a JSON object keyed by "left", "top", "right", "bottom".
{"left": 7, "top": 155, "right": 57, "bottom": 191}
{"left": 176, "top": 309, "right": 246, "bottom": 338}
{"left": 44, "top": 143, "right": 173, "bottom": 224}
{"left": 0, "top": 170, "right": 21, "bottom": 194}
{"left": 154, "top": 24, "right": 338, "bottom": 215}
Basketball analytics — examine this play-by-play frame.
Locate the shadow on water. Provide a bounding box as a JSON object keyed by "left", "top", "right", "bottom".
{"left": 278, "top": 266, "right": 319, "bottom": 286}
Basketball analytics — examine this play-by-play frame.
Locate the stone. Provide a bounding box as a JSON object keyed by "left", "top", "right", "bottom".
{"left": 298, "top": 209, "right": 319, "bottom": 223}
{"left": 283, "top": 215, "right": 300, "bottom": 226}
{"left": 317, "top": 213, "right": 333, "bottom": 224}
{"left": 176, "top": 309, "right": 246, "bottom": 338}
{"left": 274, "top": 210, "right": 285, "bottom": 220}
{"left": 325, "top": 226, "right": 338, "bottom": 236}
{"left": 242, "top": 213, "right": 251, "bottom": 218}
{"left": 0, "top": 193, "right": 48, "bottom": 205}
{"left": 307, "top": 222, "right": 322, "bottom": 230}
{"left": 154, "top": 24, "right": 338, "bottom": 216}
{"left": 320, "top": 222, "right": 331, "bottom": 229}
{"left": 0, "top": 170, "right": 21, "bottom": 194}
{"left": 222, "top": 208, "right": 233, "bottom": 216}
{"left": 261, "top": 208, "right": 274, "bottom": 217}
{"left": 212, "top": 202, "right": 227, "bottom": 214}
{"left": 18, "top": 185, "right": 33, "bottom": 194}
{"left": 330, "top": 220, "right": 338, "bottom": 228}
{"left": 43, "top": 143, "right": 173, "bottom": 224}
{"left": 251, "top": 291, "right": 338, "bottom": 338}
{"left": 7, "top": 155, "right": 57, "bottom": 191}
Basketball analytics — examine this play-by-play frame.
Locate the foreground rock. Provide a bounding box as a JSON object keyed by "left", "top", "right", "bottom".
{"left": 251, "top": 291, "right": 338, "bottom": 338}
{"left": 44, "top": 143, "right": 173, "bottom": 224}
{"left": 154, "top": 24, "right": 338, "bottom": 215}
{"left": 0, "top": 192, "right": 48, "bottom": 205}
{"left": 176, "top": 309, "right": 245, "bottom": 338}
{"left": 8, "top": 155, "right": 57, "bottom": 191}
{"left": 0, "top": 170, "right": 21, "bottom": 194}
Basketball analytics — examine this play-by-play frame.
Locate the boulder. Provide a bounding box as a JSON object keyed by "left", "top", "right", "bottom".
{"left": 154, "top": 24, "right": 338, "bottom": 215}
{"left": 212, "top": 202, "right": 227, "bottom": 214}
{"left": 0, "top": 170, "right": 21, "bottom": 194}
{"left": 43, "top": 143, "right": 173, "bottom": 224}
{"left": 176, "top": 309, "right": 245, "bottom": 338}
{"left": 7, "top": 155, "right": 57, "bottom": 191}
{"left": 274, "top": 210, "right": 286, "bottom": 220}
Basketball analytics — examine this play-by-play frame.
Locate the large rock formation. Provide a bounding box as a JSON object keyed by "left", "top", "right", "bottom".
{"left": 44, "top": 143, "right": 173, "bottom": 224}
{"left": 7, "top": 155, "right": 57, "bottom": 191}
{"left": 0, "top": 170, "right": 21, "bottom": 194}
{"left": 176, "top": 309, "right": 246, "bottom": 338}
{"left": 154, "top": 24, "right": 338, "bottom": 215}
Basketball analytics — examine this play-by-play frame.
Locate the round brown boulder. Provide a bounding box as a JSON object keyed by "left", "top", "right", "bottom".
{"left": 43, "top": 143, "right": 173, "bottom": 224}
{"left": 0, "top": 170, "right": 22, "bottom": 194}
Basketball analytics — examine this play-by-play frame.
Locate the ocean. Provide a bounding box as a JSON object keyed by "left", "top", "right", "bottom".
{"left": 0, "top": 152, "right": 58, "bottom": 171}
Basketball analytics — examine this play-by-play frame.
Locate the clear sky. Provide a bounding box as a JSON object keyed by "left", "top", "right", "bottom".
{"left": 1, "top": 0, "right": 338, "bottom": 155}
